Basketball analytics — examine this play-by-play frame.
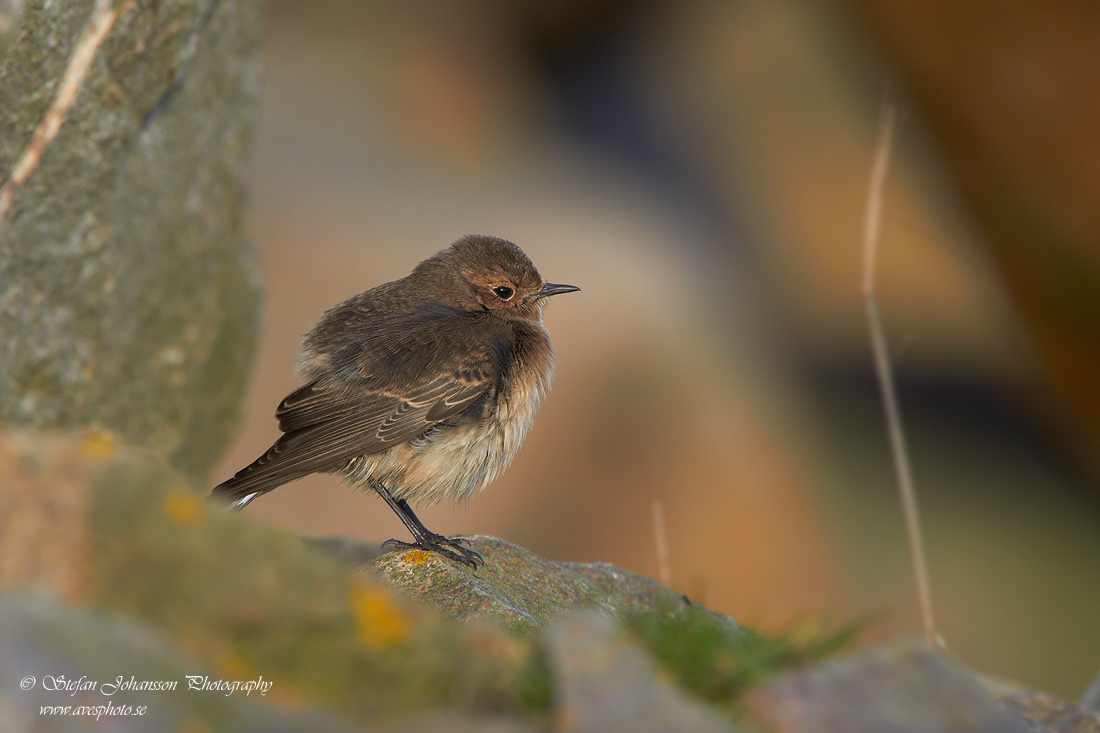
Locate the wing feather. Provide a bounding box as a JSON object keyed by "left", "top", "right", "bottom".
{"left": 212, "top": 364, "right": 496, "bottom": 503}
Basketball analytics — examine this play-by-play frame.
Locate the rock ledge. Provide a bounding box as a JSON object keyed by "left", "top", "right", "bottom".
{"left": 370, "top": 535, "right": 737, "bottom": 634}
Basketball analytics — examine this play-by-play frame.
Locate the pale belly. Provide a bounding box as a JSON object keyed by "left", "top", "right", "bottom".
{"left": 340, "top": 375, "right": 547, "bottom": 506}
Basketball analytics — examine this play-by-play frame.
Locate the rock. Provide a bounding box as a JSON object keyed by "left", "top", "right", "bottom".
{"left": 373, "top": 714, "right": 539, "bottom": 733}
{"left": 1082, "top": 671, "right": 1100, "bottom": 714}
{"left": 370, "top": 535, "right": 743, "bottom": 634}
{"left": 0, "top": 430, "right": 553, "bottom": 727}
{"left": 1002, "top": 692, "right": 1100, "bottom": 733}
{"left": 0, "top": 592, "right": 361, "bottom": 733}
{"left": 10, "top": 430, "right": 1085, "bottom": 733}
{"left": 545, "top": 612, "right": 741, "bottom": 733}
{"left": 0, "top": 0, "right": 22, "bottom": 47}
{"left": 306, "top": 536, "right": 387, "bottom": 567}
{"left": 744, "top": 640, "right": 1032, "bottom": 733}
{"left": 0, "top": 0, "right": 263, "bottom": 481}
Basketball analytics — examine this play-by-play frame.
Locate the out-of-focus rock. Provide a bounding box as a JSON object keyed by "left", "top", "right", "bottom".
{"left": 745, "top": 640, "right": 1031, "bottom": 733}
{"left": 3, "top": 430, "right": 1091, "bottom": 732}
{"left": 373, "top": 714, "right": 538, "bottom": 733}
{"left": 0, "top": 592, "right": 360, "bottom": 733}
{"left": 0, "top": 0, "right": 263, "bottom": 481}
{"left": 0, "top": 430, "right": 551, "bottom": 726}
{"left": 1002, "top": 692, "right": 1100, "bottom": 733}
{"left": 370, "top": 535, "right": 743, "bottom": 634}
{"left": 0, "top": 0, "right": 22, "bottom": 43}
{"left": 545, "top": 612, "right": 740, "bottom": 733}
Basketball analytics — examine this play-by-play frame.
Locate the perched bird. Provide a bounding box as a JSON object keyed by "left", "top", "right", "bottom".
{"left": 212, "top": 235, "right": 578, "bottom": 567}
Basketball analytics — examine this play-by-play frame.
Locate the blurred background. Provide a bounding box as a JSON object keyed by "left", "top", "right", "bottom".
{"left": 214, "top": 0, "right": 1100, "bottom": 699}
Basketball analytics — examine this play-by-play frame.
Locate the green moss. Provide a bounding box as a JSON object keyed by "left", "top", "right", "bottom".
{"left": 623, "top": 600, "right": 865, "bottom": 714}
{"left": 517, "top": 644, "right": 556, "bottom": 711}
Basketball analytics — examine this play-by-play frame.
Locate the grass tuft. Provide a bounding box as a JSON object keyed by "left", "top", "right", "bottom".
{"left": 623, "top": 602, "right": 868, "bottom": 713}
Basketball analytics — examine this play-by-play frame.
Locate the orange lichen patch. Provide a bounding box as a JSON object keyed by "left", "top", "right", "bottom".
{"left": 164, "top": 491, "right": 203, "bottom": 525}
{"left": 349, "top": 581, "right": 410, "bottom": 649}
{"left": 403, "top": 550, "right": 432, "bottom": 565}
{"left": 81, "top": 431, "right": 117, "bottom": 462}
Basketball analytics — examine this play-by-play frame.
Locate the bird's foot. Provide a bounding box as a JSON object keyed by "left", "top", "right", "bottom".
{"left": 382, "top": 534, "right": 483, "bottom": 570}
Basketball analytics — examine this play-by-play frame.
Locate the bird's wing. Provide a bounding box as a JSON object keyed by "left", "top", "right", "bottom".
{"left": 275, "top": 371, "right": 490, "bottom": 447}
{"left": 212, "top": 349, "right": 502, "bottom": 503}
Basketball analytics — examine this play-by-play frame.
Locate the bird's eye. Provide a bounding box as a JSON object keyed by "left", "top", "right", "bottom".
{"left": 493, "top": 285, "right": 515, "bottom": 300}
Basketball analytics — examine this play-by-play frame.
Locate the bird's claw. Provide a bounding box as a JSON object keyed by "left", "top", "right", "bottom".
{"left": 381, "top": 535, "right": 483, "bottom": 570}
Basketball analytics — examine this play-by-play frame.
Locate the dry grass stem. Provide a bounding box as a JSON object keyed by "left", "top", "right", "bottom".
{"left": 651, "top": 499, "right": 672, "bottom": 588}
{"left": 0, "top": 0, "right": 132, "bottom": 228}
{"left": 861, "top": 98, "right": 937, "bottom": 644}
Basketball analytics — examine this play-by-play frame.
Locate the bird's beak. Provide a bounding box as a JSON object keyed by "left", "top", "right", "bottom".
{"left": 537, "top": 282, "right": 581, "bottom": 299}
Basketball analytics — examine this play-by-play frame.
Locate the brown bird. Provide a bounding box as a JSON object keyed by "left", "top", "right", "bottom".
{"left": 212, "top": 235, "right": 578, "bottom": 567}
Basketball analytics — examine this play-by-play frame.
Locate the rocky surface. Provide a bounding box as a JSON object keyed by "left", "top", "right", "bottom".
{"left": 371, "top": 535, "right": 741, "bottom": 635}
{"left": 0, "top": 430, "right": 550, "bottom": 728}
{"left": 0, "top": 429, "right": 1096, "bottom": 732}
{"left": 1002, "top": 692, "right": 1100, "bottom": 733}
{"left": 546, "top": 612, "right": 741, "bottom": 733}
{"left": 0, "top": 593, "right": 360, "bottom": 733}
{"left": 742, "top": 641, "right": 1100, "bottom": 733}
{"left": 745, "top": 641, "right": 1032, "bottom": 733}
{"left": 0, "top": 0, "right": 263, "bottom": 481}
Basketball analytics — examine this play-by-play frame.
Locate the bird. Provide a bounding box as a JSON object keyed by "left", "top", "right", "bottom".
{"left": 212, "top": 235, "right": 578, "bottom": 568}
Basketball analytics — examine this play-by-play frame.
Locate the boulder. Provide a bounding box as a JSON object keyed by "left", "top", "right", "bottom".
{"left": 1002, "top": 692, "right": 1100, "bottom": 733}
{"left": 371, "top": 535, "right": 743, "bottom": 634}
{"left": 2, "top": 429, "right": 1093, "bottom": 733}
{"left": 0, "top": 430, "right": 550, "bottom": 727}
{"left": 0, "top": 0, "right": 263, "bottom": 481}
{"left": 0, "top": 592, "right": 360, "bottom": 733}
{"left": 745, "top": 640, "right": 1031, "bottom": 733}
{"left": 545, "top": 612, "right": 741, "bottom": 733}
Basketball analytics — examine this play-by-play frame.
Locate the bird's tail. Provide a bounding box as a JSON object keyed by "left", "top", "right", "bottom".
{"left": 210, "top": 439, "right": 313, "bottom": 511}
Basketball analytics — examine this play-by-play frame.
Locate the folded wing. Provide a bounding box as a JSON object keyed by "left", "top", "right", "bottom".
{"left": 212, "top": 368, "right": 492, "bottom": 503}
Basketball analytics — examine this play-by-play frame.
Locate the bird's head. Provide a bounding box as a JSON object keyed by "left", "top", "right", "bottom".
{"left": 415, "top": 235, "right": 579, "bottom": 322}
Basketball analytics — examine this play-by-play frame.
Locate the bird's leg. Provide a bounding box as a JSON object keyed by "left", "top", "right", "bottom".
{"left": 391, "top": 497, "right": 484, "bottom": 567}
{"left": 370, "top": 481, "right": 483, "bottom": 569}
{"left": 396, "top": 498, "right": 476, "bottom": 548}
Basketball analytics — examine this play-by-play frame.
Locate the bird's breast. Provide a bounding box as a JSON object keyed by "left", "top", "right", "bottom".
{"left": 420, "top": 356, "right": 552, "bottom": 504}
{"left": 493, "top": 354, "right": 553, "bottom": 464}
{"left": 346, "top": 350, "right": 553, "bottom": 507}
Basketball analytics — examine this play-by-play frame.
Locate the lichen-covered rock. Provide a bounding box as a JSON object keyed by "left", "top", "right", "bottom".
{"left": 0, "top": 0, "right": 263, "bottom": 481}
{"left": 9, "top": 430, "right": 1088, "bottom": 733}
{"left": 0, "top": 592, "right": 361, "bottom": 733}
{"left": 745, "top": 641, "right": 1032, "bottom": 733}
{"left": 0, "top": 430, "right": 553, "bottom": 727}
{"left": 370, "top": 535, "right": 743, "bottom": 634}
